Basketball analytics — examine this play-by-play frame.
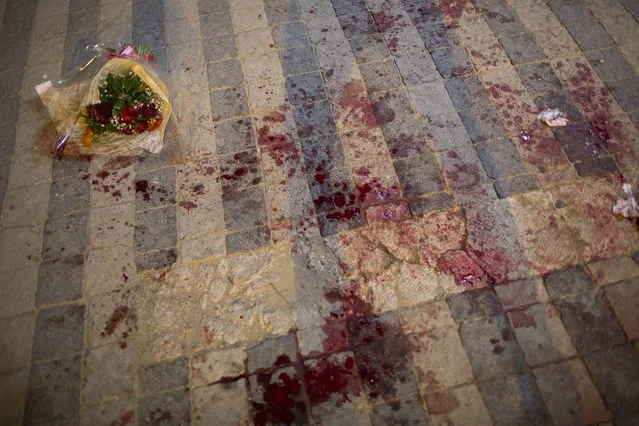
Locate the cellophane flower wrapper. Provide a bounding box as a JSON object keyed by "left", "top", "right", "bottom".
{"left": 36, "top": 44, "right": 178, "bottom": 157}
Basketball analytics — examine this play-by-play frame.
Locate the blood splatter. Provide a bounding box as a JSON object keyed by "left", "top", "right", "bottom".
{"left": 304, "top": 355, "right": 361, "bottom": 406}
{"left": 179, "top": 201, "right": 197, "bottom": 211}
{"left": 438, "top": 0, "right": 472, "bottom": 19}
{"left": 252, "top": 371, "right": 308, "bottom": 426}
{"left": 135, "top": 180, "right": 150, "bottom": 201}
{"left": 338, "top": 80, "right": 378, "bottom": 128}
{"left": 101, "top": 306, "right": 131, "bottom": 337}
{"left": 425, "top": 391, "right": 461, "bottom": 415}
{"left": 437, "top": 250, "right": 490, "bottom": 287}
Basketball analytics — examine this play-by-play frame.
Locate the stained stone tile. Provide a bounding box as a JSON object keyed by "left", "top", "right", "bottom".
{"left": 554, "top": 290, "right": 625, "bottom": 354}
{"left": 0, "top": 313, "right": 35, "bottom": 372}
{"left": 135, "top": 206, "right": 177, "bottom": 252}
{"left": 431, "top": 46, "right": 473, "bottom": 79}
{"left": 444, "top": 75, "right": 489, "bottom": 111}
{"left": 533, "top": 89, "right": 583, "bottom": 123}
{"left": 360, "top": 60, "right": 402, "bottom": 93}
{"left": 85, "top": 245, "right": 135, "bottom": 296}
{"left": 534, "top": 358, "right": 611, "bottom": 425}
{"left": 459, "top": 104, "right": 510, "bottom": 143}
{"left": 83, "top": 342, "right": 138, "bottom": 403}
{"left": 226, "top": 226, "right": 271, "bottom": 253}
{"left": 494, "top": 277, "right": 549, "bottom": 310}
{"left": 199, "top": 0, "right": 228, "bottom": 14}
{"left": 448, "top": 288, "right": 502, "bottom": 322}
{"left": 349, "top": 34, "right": 391, "bottom": 63}
{"left": 135, "top": 248, "right": 178, "bottom": 271}
{"left": 416, "top": 21, "right": 457, "bottom": 50}
{"left": 586, "top": 47, "right": 635, "bottom": 83}
{"left": 48, "top": 178, "right": 91, "bottom": 217}
{"left": 191, "top": 346, "right": 247, "bottom": 387}
{"left": 207, "top": 59, "right": 244, "bottom": 89}
{"left": 79, "top": 400, "right": 135, "bottom": 426}
{"left": 606, "top": 76, "right": 639, "bottom": 112}
{"left": 544, "top": 265, "right": 595, "bottom": 298}
{"left": 219, "top": 150, "right": 262, "bottom": 193}
{"left": 499, "top": 32, "right": 545, "bottom": 64}
{"left": 383, "top": 121, "right": 428, "bottom": 158}
{"left": 139, "top": 357, "right": 189, "bottom": 395}
{"left": 135, "top": 168, "right": 177, "bottom": 209}
{"left": 89, "top": 203, "right": 135, "bottom": 248}
{"left": 139, "top": 388, "right": 190, "bottom": 426}
{"left": 203, "top": 35, "right": 237, "bottom": 62}
{"left": 425, "top": 383, "right": 492, "bottom": 426}
{"left": 32, "top": 304, "right": 84, "bottom": 361}
{"left": 42, "top": 212, "right": 87, "bottom": 261}
{"left": 479, "top": 373, "right": 553, "bottom": 426}
{"left": 193, "top": 380, "right": 250, "bottom": 426}
{"left": 587, "top": 256, "right": 639, "bottom": 286}
{"left": 247, "top": 332, "right": 297, "bottom": 373}
{"left": 36, "top": 256, "right": 84, "bottom": 306}
{"left": 0, "top": 368, "right": 29, "bottom": 425}
{"left": 0, "top": 268, "right": 37, "bottom": 319}
{"left": 222, "top": 186, "right": 268, "bottom": 230}
{"left": 248, "top": 365, "right": 308, "bottom": 425}
{"left": 87, "top": 286, "right": 139, "bottom": 348}
{"left": 210, "top": 86, "right": 250, "bottom": 121}
{"left": 395, "top": 53, "right": 440, "bottom": 86}
{"left": 394, "top": 154, "right": 444, "bottom": 197}
{"left": 214, "top": 117, "right": 255, "bottom": 155}
{"left": 408, "top": 192, "right": 454, "bottom": 216}
{"left": 494, "top": 174, "right": 538, "bottom": 198}
{"left": 279, "top": 45, "right": 318, "bottom": 76}
{"left": 476, "top": 139, "right": 528, "bottom": 179}
{"left": 574, "top": 157, "right": 619, "bottom": 177}
{"left": 407, "top": 326, "right": 474, "bottom": 392}
{"left": 564, "top": 18, "right": 613, "bottom": 51}
{"left": 286, "top": 72, "right": 326, "bottom": 106}
{"left": 24, "top": 356, "right": 81, "bottom": 424}
{"left": 605, "top": 278, "right": 639, "bottom": 339}
{"left": 264, "top": 0, "right": 300, "bottom": 25}
{"left": 347, "top": 312, "right": 401, "bottom": 348}
{"left": 459, "top": 314, "right": 526, "bottom": 379}
{"left": 370, "top": 394, "right": 428, "bottom": 426}
{"left": 272, "top": 22, "right": 309, "bottom": 48}
{"left": 177, "top": 194, "right": 225, "bottom": 238}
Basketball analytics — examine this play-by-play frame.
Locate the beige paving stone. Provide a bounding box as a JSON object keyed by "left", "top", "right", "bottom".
{"left": 79, "top": 399, "right": 135, "bottom": 426}
{"left": 533, "top": 27, "right": 580, "bottom": 57}
{"left": 494, "top": 277, "right": 549, "bottom": 310}
{"left": 167, "top": 41, "right": 205, "bottom": 73}
{"left": 516, "top": 3, "right": 563, "bottom": 32}
{"left": 231, "top": 0, "right": 264, "bottom": 11}
{"left": 231, "top": 5, "right": 268, "bottom": 32}
{"left": 88, "top": 202, "right": 135, "bottom": 247}
{"left": 534, "top": 359, "right": 611, "bottom": 425}
{"left": 31, "top": 16, "right": 67, "bottom": 42}
{"left": 425, "top": 384, "right": 492, "bottom": 426}
{"left": 82, "top": 341, "right": 138, "bottom": 403}
{"left": 398, "top": 301, "right": 455, "bottom": 335}
{"left": 340, "top": 127, "right": 389, "bottom": 169}
{"left": 0, "top": 267, "right": 37, "bottom": 318}
{"left": 248, "top": 79, "right": 287, "bottom": 111}
{"left": 1, "top": 184, "right": 50, "bottom": 227}
{"left": 89, "top": 157, "right": 136, "bottom": 208}
{"left": 26, "top": 36, "right": 65, "bottom": 67}
{"left": 0, "top": 368, "right": 29, "bottom": 425}
{"left": 177, "top": 194, "right": 225, "bottom": 239}
{"left": 236, "top": 28, "right": 275, "bottom": 57}
{"left": 176, "top": 157, "right": 221, "bottom": 201}
{"left": 243, "top": 52, "right": 284, "bottom": 82}
{"left": 454, "top": 15, "right": 495, "bottom": 45}
{"left": 191, "top": 346, "right": 247, "bottom": 387}
{"left": 0, "top": 313, "right": 35, "bottom": 372}
{"left": 85, "top": 245, "right": 136, "bottom": 297}
{"left": 587, "top": 256, "right": 639, "bottom": 286}
{"left": 7, "top": 151, "right": 52, "bottom": 189}
{"left": 467, "top": 40, "right": 511, "bottom": 72}
{"left": 164, "top": 0, "right": 199, "bottom": 21}
{"left": 180, "top": 235, "right": 226, "bottom": 261}
{"left": 13, "top": 118, "right": 55, "bottom": 153}
{"left": 165, "top": 18, "right": 202, "bottom": 46}
{"left": 87, "top": 286, "right": 141, "bottom": 348}
{"left": 407, "top": 326, "right": 475, "bottom": 392}
{"left": 0, "top": 226, "right": 43, "bottom": 273}
{"left": 192, "top": 380, "right": 250, "bottom": 426}
{"left": 605, "top": 278, "right": 639, "bottom": 339}
{"left": 35, "top": 0, "right": 68, "bottom": 18}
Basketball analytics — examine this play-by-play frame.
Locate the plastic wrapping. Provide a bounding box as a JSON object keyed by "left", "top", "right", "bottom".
{"left": 36, "top": 44, "right": 176, "bottom": 158}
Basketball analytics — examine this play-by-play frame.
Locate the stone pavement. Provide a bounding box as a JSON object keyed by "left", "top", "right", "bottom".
{"left": 1, "top": 0, "right": 639, "bottom": 424}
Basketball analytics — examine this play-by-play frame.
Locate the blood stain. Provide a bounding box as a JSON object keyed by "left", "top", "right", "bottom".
{"left": 252, "top": 372, "right": 307, "bottom": 426}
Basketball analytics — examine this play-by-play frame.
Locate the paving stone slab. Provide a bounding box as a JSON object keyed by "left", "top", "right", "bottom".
{"left": 192, "top": 380, "right": 250, "bottom": 426}
{"left": 139, "top": 356, "right": 189, "bottom": 395}
{"left": 138, "top": 388, "right": 191, "bottom": 426}
{"left": 604, "top": 278, "right": 639, "bottom": 340}
{"left": 83, "top": 342, "right": 137, "bottom": 403}
{"left": 424, "top": 383, "right": 492, "bottom": 426}
{"left": 36, "top": 256, "right": 84, "bottom": 306}
{"left": 448, "top": 288, "right": 503, "bottom": 322}
{"left": 32, "top": 304, "right": 85, "bottom": 361}
{"left": 544, "top": 266, "right": 595, "bottom": 298}
{"left": 370, "top": 393, "right": 428, "bottom": 426}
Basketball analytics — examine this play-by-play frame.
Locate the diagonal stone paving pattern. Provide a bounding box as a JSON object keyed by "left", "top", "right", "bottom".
{"left": 1, "top": 0, "right": 639, "bottom": 424}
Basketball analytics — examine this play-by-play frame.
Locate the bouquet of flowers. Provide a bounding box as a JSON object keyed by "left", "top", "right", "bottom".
{"left": 36, "top": 44, "right": 171, "bottom": 157}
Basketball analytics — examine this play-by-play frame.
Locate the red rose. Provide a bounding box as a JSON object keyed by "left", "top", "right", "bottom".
{"left": 141, "top": 104, "right": 158, "bottom": 119}
{"left": 135, "top": 121, "right": 148, "bottom": 133}
{"left": 120, "top": 104, "right": 140, "bottom": 123}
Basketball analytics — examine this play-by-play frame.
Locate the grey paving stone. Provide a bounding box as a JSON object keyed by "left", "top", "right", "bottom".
{"left": 134, "top": 206, "right": 177, "bottom": 252}
{"left": 460, "top": 314, "right": 526, "bottom": 379}
{"left": 619, "top": 0, "right": 639, "bottom": 19}
{"left": 586, "top": 47, "right": 635, "bottom": 83}
{"left": 139, "top": 388, "right": 190, "bottom": 426}
{"left": 533, "top": 89, "right": 584, "bottom": 123}
{"left": 293, "top": 99, "right": 337, "bottom": 139}
{"left": 0, "top": 95, "right": 20, "bottom": 130}
{"left": 554, "top": 290, "right": 626, "bottom": 354}
{"left": 219, "top": 150, "right": 262, "bottom": 193}
{"left": 544, "top": 266, "right": 594, "bottom": 297}
{"left": 199, "top": 0, "right": 229, "bottom": 14}
{"left": 354, "top": 336, "right": 419, "bottom": 402}
{"left": 36, "top": 256, "right": 84, "bottom": 306}
{"left": 32, "top": 305, "right": 85, "bottom": 361}
{"left": 222, "top": 186, "right": 268, "bottom": 230}
{"left": 370, "top": 393, "right": 428, "bottom": 426}
{"left": 607, "top": 76, "right": 639, "bottom": 112}
{"left": 214, "top": 117, "right": 255, "bottom": 155}
{"left": 548, "top": 0, "right": 592, "bottom": 22}
{"left": 360, "top": 60, "right": 402, "bottom": 93}
{"left": 139, "top": 357, "right": 189, "bottom": 395}
{"left": 207, "top": 59, "right": 244, "bottom": 89}
{"left": 247, "top": 332, "right": 297, "bottom": 372}
{"left": 564, "top": 17, "right": 613, "bottom": 51}
{"left": 349, "top": 34, "right": 392, "bottom": 63}
{"left": 135, "top": 167, "right": 176, "bottom": 209}
{"left": 265, "top": 0, "right": 300, "bottom": 25}
{"left": 0, "top": 44, "right": 29, "bottom": 72}
{"left": 200, "top": 11, "right": 234, "bottom": 38}
{"left": 629, "top": 110, "right": 639, "bottom": 128}
{"left": 280, "top": 45, "right": 319, "bottom": 76}
{"left": 333, "top": 0, "right": 367, "bottom": 15}
{"left": 83, "top": 342, "right": 137, "bottom": 402}
{"left": 371, "top": 89, "right": 416, "bottom": 127}
{"left": 318, "top": 207, "right": 365, "bottom": 236}
{"left": 24, "top": 356, "right": 81, "bottom": 424}
{"left": 552, "top": 122, "right": 607, "bottom": 161}
{"left": 226, "top": 226, "right": 271, "bottom": 253}
{"left": 132, "top": 0, "right": 164, "bottom": 30}
{"left": 135, "top": 248, "right": 178, "bottom": 271}
{"left": 583, "top": 344, "right": 639, "bottom": 416}
{"left": 499, "top": 33, "right": 545, "bottom": 64}
{"left": 431, "top": 46, "right": 474, "bottom": 79}
{"left": 444, "top": 75, "right": 490, "bottom": 111}
{"left": 494, "top": 174, "right": 538, "bottom": 198}
{"left": 416, "top": 21, "right": 457, "bottom": 50}
{"left": 203, "top": 35, "right": 238, "bottom": 62}
{"left": 210, "top": 86, "right": 250, "bottom": 121}
{"left": 459, "top": 103, "right": 510, "bottom": 143}
{"left": 574, "top": 156, "right": 619, "bottom": 177}
{"left": 41, "top": 213, "right": 88, "bottom": 261}
{"left": 0, "top": 5, "right": 35, "bottom": 47}
{"left": 516, "top": 62, "right": 563, "bottom": 95}
{"left": 448, "top": 288, "right": 503, "bottom": 322}
{"left": 286, "top": 73, "right": 326, "bottom": 106}
{"left": 52, "top": 157, "right": 91, "bottom": 182}
{"left": 395, "top": 53, "right": 440, "bottom": 85}
{"left": 394, "top": 154, "right": 444, "bottom": 197}
{"left": 49, "top": 178, "right": 91, "bottom": 217}
{"left": 347, "top": 311, "right": 401, "bottom": 347}
{"left": 476, "top": 139, "right": 528, "bottom": 179}
{"left": 481, "top": 6, "right": 526, "bottom": 37}
{"left": 408, "top": 191, "right": 454, "bottom": 216}
{"left": 308, "top": 166, "right": 356, "bottom": 213}
{"left": 0, "top": 69, "right": 22, "bottom": 100}
{"left": 339, "top": 11, "right": 377, "bottom": 39}
{"left": 69, "top": 0, "right": 100, "bottom": 12}
{"left": 0, "top": 125, "right": 16, "bottom": 159}
{"left": 300, "top": 134, "right": 346, "bottom": 172}
{"left": 273, "top": 22, "right": 309, "bottom": 49}
{"left": 479, "top": 373, "right": 553, "bottom": 426}
{"left": 404, "top": 0, "right": 444, "bottom": 25}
